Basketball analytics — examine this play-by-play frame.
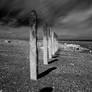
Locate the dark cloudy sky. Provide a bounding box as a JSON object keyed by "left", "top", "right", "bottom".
{"left": 0, "top": 0, "right": 92, "bottom": 40}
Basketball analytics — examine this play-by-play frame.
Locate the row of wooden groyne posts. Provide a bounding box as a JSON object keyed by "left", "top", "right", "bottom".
{"left": 29, "top": 11, "right": 59, "bottom": 80}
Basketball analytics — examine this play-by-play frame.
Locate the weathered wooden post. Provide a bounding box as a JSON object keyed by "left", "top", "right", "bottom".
{"left": 48, "top": 27, "right": 52, "bottom": 59}
{"left": 51, "top": 32, "right": 58, "bottom": 55}
{"left": 43, "top": 24, "right": 48, "bottom": 65}
{"left": 53, "top": 32, "right": 56, "bottom": 54}
{"left": 51, "top": 31, "right": 55, "bottom": 56}
{"left": 54, "top": 32, "right": 58, "bottom": 53}
{"left": 29, "top": 10, "right": 38, "bottom": 80}
{"left": 55, "top": 32, "right": 59, "bottom": 53}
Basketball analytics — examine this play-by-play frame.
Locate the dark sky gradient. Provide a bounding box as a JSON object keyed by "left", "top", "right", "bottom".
{"left": 0, "top": 0, "right": 92, "bottom": 40}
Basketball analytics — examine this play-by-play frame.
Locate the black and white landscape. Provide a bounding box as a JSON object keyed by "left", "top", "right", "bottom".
{"left": 0, "top": 0, "right": 92, "bottom": 92}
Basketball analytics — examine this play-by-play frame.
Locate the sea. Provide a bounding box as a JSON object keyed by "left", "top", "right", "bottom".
{"left": 60, "top": 40, "right": 92, "bottom": 54}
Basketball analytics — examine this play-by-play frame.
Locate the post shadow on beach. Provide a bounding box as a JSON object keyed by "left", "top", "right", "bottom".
{"left": 38, "top": 67, "right": 56, "bottom": 79}
{"left": 52, "top": 55, "right": 58, "bottom": 58}
{"left": 48, "top": 58, "right": 58, "bottom": 64}
{"left": 39, "top": 87, "right": 53, "bottom": 92}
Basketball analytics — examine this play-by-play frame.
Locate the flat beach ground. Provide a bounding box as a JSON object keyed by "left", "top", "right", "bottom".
{"left": 0, "top": 40, "right": 92, "bottom": 92}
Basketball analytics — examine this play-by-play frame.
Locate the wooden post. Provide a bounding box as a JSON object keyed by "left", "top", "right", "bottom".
{"left": 54, "top": 32, "right": 58, "bottom": 53}
{"left": 54, "top": 32, "right": 57, "bottom": 53}
{"left": 48, "top": 27, "right": 52, "bottom": 59}
{"left": 53, "top": 32, "right": 56, "bottom": 54}
{"left": 51, "top": 31, "right": 55, "bottom": 56}
{"left": 43, "top": 24, "right": 48, "bottom": 65}
{"left": 53, "top": 32, "right": 55, "bottom": 54}
{"left": 56, "top": 37, "right": 59, "bottom": 50}
{"left": 29, "top": 10, "right": 38, "bottom": 80}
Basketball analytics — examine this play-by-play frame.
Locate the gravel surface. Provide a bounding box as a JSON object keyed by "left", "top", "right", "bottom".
{"left": 0, "top": 40, "right": 92, "bottom": 92}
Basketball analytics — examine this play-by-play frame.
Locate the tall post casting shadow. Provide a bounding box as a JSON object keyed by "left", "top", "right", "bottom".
{"left": 38, "top": 67, "right": 56, "bottom": 79}
{"left": 48, "top": 27, "right": 52, "bottom": 59}
{"left": 43, "top": 24, "right": 48, "bottom": 65}
{"left": 29, "top": 10, "right": 38, "bottom": 80}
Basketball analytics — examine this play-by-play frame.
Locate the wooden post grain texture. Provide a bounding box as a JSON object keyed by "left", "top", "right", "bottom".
{"left": 48, "top": 28, "right": 52, "bottom": 59}
{"left": 43, "top": 25, "right": 48, "bottom": 65}
{"left": 29, "top": 25, "right": 37, "bottom": 80}
{"left": 29, "top": 10, "right": 38, "bottom": 80}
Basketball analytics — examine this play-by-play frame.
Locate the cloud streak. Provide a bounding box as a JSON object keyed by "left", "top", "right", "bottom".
{"left": 54, "top": 7, "right": 92, "bottom": 39}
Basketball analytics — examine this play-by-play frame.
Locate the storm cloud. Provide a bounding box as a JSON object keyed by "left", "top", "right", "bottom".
{"left": 0, "top": 0, "right": 92, "bottom": 25}
{"left": 0, "top": 0, "right": 92, "bottom": 39}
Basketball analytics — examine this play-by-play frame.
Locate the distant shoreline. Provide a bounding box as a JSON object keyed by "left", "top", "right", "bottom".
{"left": 58, "top": 40, "right": 92, "bottom": 42}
